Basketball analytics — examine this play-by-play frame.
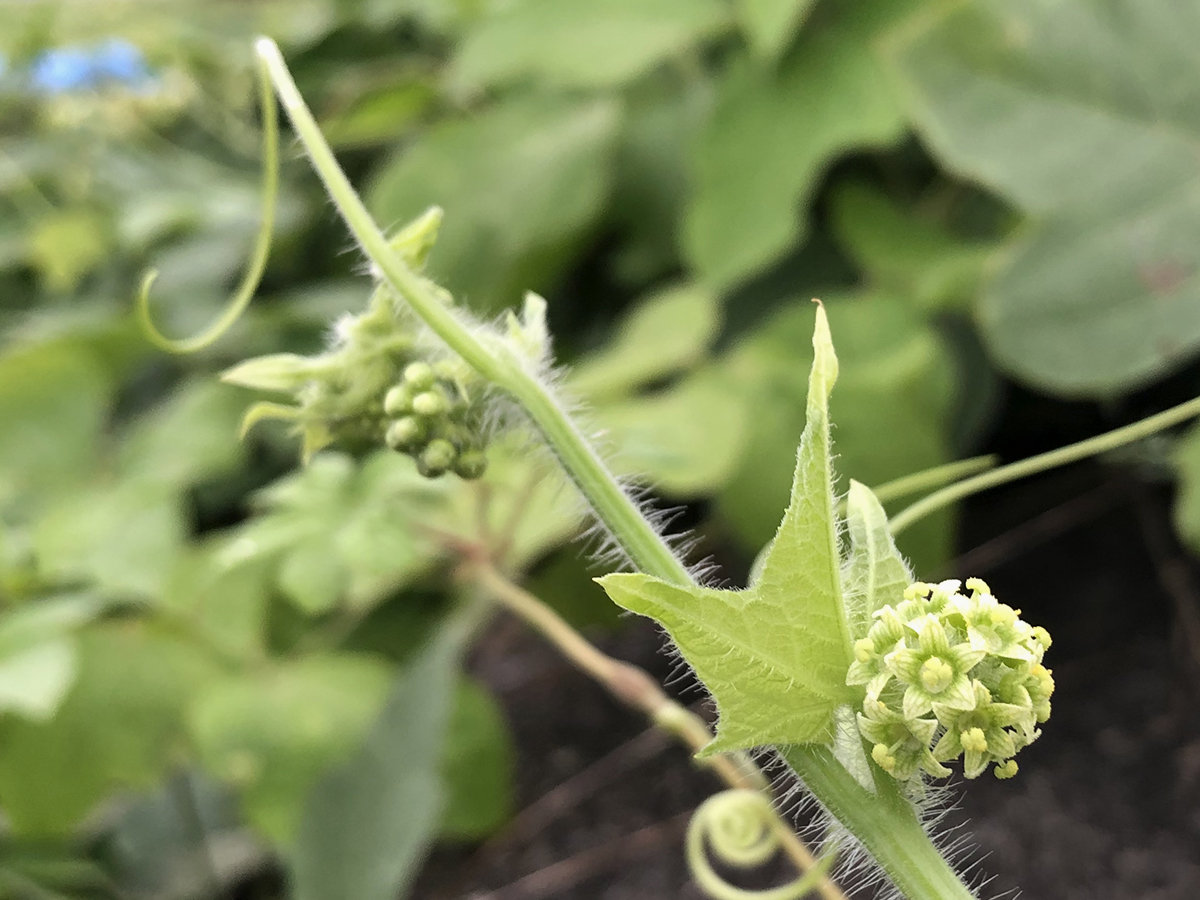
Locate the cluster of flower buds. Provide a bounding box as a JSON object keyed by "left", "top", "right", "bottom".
{"left": 382, "top": 359, "right": 487, "bottom": 478}
{"left": 846, "top": 578, "right": 1053, "bottom": 782}
{"left": 221, "top": 209, "right": 489, "bottom": 479}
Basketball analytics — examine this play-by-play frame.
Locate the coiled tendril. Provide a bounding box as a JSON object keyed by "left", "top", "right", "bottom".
{"left": 686, "top": 790, "right": 836, "bottom": 900}
{"left": 136, "top": 52, "right": 278, "bottom": 354}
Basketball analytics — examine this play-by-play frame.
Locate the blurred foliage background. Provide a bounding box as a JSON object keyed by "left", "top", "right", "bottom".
{"left": 1, "top": 0, "right": 1199, "bottom": 898}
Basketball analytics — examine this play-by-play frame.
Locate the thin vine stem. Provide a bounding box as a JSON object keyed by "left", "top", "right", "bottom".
{"left": 833, "top": 454, "right": 997, "bottom": 518}
{"left": 466, "top": 558, "right": 846, "bottom": 900}
{"left": 869, "top": 454, "right": 997, "bottom": 507}
{"left": 889, "top": 394, "right": 1200, "bottom": 535}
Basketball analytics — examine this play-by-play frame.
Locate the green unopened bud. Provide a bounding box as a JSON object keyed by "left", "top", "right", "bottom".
{"left": 453, "top": 448, "right": 488, "bottom": 480}
{"left": 412, "top": 389, "right": 448, "bottom": 417}
{"left": 994, "top": 760, "right": 1018, "bottom": 779}
{"left": 854, "top": 638, "right": 875, "bottom": 664}
{"left": 222, "top": 354, "right": 321, "bottom": 392}
{"left": 386, "top": 416, "right": 426, "bottom": 451}
{"left": 417, "top": 438, "right": 456, "bottom": 478}
{"left": 403, "top": 362, "right": 435, "bottom": 391}
{"left": 386, "top": 206, "right": 443, "bottom": 270}
{"left": 384, "top": 384, "right": 414, "bottom": 416}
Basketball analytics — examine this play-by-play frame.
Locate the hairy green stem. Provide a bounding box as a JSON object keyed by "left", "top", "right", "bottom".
{"left": 255, "top": 37, "right": 689, "bottom": 584}
{"left": 890, "top": 394, "right": 1200, "bottom": 535}
{"left": 254, "top": 37, "right": 974, "bottom": 900}
{"left": 780, "top": 746, "right": 975, "bottom": 900}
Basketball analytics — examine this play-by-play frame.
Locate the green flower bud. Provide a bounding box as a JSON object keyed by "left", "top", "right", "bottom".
{"left": 417, "top": 438, "right": 456, "bottom": 478}
{"left": 453, "top": 448, "right": 488, "bottom": 480}
{"left": 221, "top": 353, "right": 323, "bottom": 392}
{"left": 403, "top": 361, "right": 435, "bottom": 391}
{"left": 387, "top": 206, "right": 442, "bottom": 270}
{"left": 386, "top": 416, "right": 427, "bottom": 451}
{"left": 412, "top": 389, "right": 448, "bottom": 418}
{"left": 853, "top": 638, "right": 875, "bottom": 664}
{"left": 384, "top": 384, "right": 414, "bottom": 416}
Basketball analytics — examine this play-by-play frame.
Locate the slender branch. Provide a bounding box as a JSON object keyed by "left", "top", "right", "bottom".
{"left": 869, "top": 455, "right": 997, "bottom": 507}
{"left": 466, "top": 559, "right": 847, "bottom": 900}
{"left": 889, "top": 394, "right": 1200, "bottom": 535}
{"left": 833, "top": 455, "right": 997, "bottom": 518}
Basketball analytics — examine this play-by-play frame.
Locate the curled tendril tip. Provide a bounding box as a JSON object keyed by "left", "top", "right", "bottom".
{"left": 135, "top": 50, "right": 279, "bottom": 354}
{"left": 686, "top": 790, "right": 837, "bottom": 900}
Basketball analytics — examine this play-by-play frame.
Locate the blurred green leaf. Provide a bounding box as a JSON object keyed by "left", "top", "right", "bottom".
{"left": 27, "top": 211, "right": 111, "bottom": 294}
{"left": 34, "top": 480, "right": 185, "bottom": 601}
{"left": 237, "top": 452, "right": 447, "bottom": 614}
{"left": 891, "top": 0, "right": 1200, "bottom": 394}
{"left": 738, "top": 0, "right": 817, "bottom": 61}
{"left": 437, "top": 436, "right": 583, "bottom": 571}
{"left": 684, "top": 0, "right": 919, "bottom": 290}
{"left": 829, "top": 180, "right": 996, "bottom": 312}
{"left": 439, "top": 678, "right": 512, "bottom": 839}
{"left": 0, "top": 342, "right": 111, "bottom": 506}
{"left": 322, "top": 82, "right": 436, "bottom": 150}
{"left": 92, "top": 773, "right": 250, "bottom": 900}
{"left": 596, "top": 370, "right": 748, "bottom": 497}
{"left": 369, "top": 94, "right": 620, "bottom": 311}
{"left": 0, "top": 626, "right": 220, "bottom": 835}
{"left": 290, "top": 626, "right": 461, "bottom": 900}
{"left": 570, "top": 284, "right": 719, "bottom": 402}
{"left": 717, "top": 294, "right": 956, "bottom": 573}
{"left": 117, "top": 380, "right": 248, "bottom": 491}
{"left": 0, "top": 594, "right": 106, "bottom": 721}
{"left": 188, "top": 653, "right": 394, "bottom": 845}
{"left": 449, "top": 0, "right": 730, "bottom": 92}
{"left": 1173, "top": 423, "right": 1200, "bottom": 558}
{"left": 608, "top": 72, "right": 712, "bottom": 284}
{"left": 276, "top": 540, "right": 349, "bottom": 617}
{"left": 161, "top": 543, "right": 272, "bottom": 662}
{"left": 0, "top": 843, "right": 117, "bottom": 900}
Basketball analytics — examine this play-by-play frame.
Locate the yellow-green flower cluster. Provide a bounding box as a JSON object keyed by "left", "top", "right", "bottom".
{"left": 221, "top": 210, "right": 489, "bottom": 478}
{"left": 847, "top": 578, "right": 1053, "bottom": 782}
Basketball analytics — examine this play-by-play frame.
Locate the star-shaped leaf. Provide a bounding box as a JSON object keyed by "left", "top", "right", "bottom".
{"left": 598, "top": 305, "right": 855, "bottom": 753}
